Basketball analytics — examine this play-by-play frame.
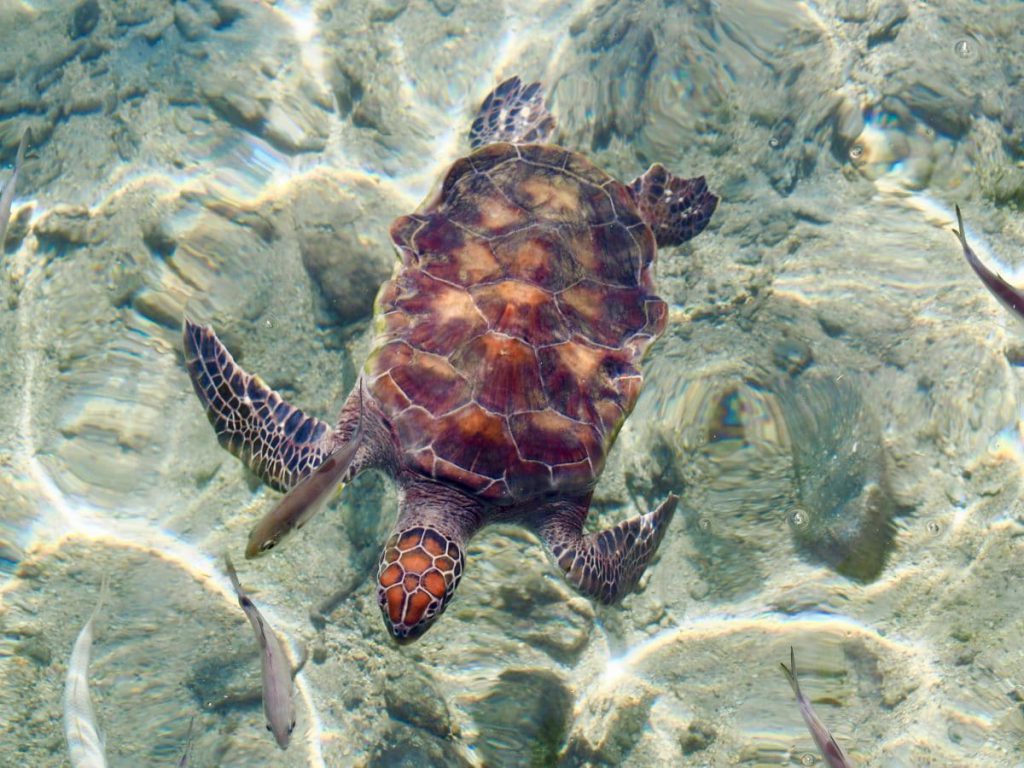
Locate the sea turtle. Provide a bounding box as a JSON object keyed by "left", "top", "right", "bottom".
{"left": 183, "top": 76, "right": 717, "bottom": 642}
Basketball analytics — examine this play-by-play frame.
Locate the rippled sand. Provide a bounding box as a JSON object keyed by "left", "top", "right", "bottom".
{"left": 1, "top": 0, "right": 1024, "bottom": 765}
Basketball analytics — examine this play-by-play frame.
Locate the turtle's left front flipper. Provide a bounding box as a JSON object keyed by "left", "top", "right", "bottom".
{"left": 536, "top": 494, "right": 677, "bottom": 604}
{"left": 183, "top": 320, "right": 335, "bottom": 493}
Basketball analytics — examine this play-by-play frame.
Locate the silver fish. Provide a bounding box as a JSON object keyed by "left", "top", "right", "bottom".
{"left": 177, "top": 716, "right": 194, "bottom": 767}
{"left": 954, "top": 205, "right": 1024, "bottom": 320}
{"left": 224, "top": 555, "right": 296, "bottom": 749}
{"left": 0, "top": 129, "right": 28, "bottom": 248}
{"left": 780, "top": 647, "right": 851, "bottom": 768}
{"left": 63, "top": 577, "right": 109, "bottom": 768}
{"left": 246, "top": 382, "right": 365, "bottom": 558}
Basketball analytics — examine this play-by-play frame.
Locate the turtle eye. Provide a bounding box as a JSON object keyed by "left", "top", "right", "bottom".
{"left": 266, "top": 724, "right": 272, "bottom": 732}
{"left": 260, "top": 540, "right": 276, "bottom": 552}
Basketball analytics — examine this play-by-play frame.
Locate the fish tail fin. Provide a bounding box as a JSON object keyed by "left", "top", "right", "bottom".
{"left": 780, "top": 646, "right": 802, "bottom": 698}
{"left": 953, "top": 204, "right": 968, "bottom": 248}
{"left": 224, "top": 553, "right": 245, "bottom": 601}
{"left": 15, "top": 128, "right": 28, "bottom": 167}
{"left": 89, "top": 575, "right": 111, "bottom": 631}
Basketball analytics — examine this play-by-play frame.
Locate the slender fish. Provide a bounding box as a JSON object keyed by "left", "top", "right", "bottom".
{"left": 0, "top": 129, "right": 28, "bottom": 247}
{"left": 780, "top": 647, "right": 851, "bottom": 768}
{"left": 954, "top": 204, "right": 1024, "bottom": 320}
{"left": 246, "top": 382, "right": 365, "bottom": 558}
{"left": 224, "top": 555, "right": 296, "bottom": 749}
{"left": 63, "top": 577, "right": 109, "bottom": 768}
{"left": 177, "top": 716, "right": 194, "bottom": 767}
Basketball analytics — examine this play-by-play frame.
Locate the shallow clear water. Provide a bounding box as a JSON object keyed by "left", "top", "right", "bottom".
{"left": 2, "top": 1, "right": 1024, "bottom": 766}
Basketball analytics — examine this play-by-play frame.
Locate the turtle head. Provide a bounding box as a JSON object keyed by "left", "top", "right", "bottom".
{"left": 376, "top": 526, "right": 465, "bottom": 643}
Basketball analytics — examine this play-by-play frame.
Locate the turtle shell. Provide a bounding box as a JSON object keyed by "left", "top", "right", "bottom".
{"left": 364, "top": 142, "right": 667, "bottom": 503}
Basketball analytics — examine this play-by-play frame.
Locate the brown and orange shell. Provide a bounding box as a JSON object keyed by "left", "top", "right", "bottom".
{"left": 365, "top": 143, "right": 667, "bottom": 503}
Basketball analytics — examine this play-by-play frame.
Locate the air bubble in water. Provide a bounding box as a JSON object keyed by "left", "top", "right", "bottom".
{"left": 849, "top": 144, "right": 864, "bottom": 161}
{"left": 769, "top": 136, "right": 780, "bottom": 149}
{"left": 954, "top": 39, "right": 972, "bottom": 59}
{"left": 800, "top": 754, "right": 816, "bottom": 767}
{"left": 697, "top": 516, "right": 712, "bottom": 532}
{"left": 926, "top": 520, "right": 941, "bottom": 535}
{"left": 789, "top": 507, "right": 809, "bottom": 529}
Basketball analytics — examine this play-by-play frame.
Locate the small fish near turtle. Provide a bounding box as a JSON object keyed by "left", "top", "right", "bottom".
{"left": 184, "top": 76, "right": 718, "bottom": 642}
{"left": 953, "top": 205, "right": 1024, "bottom": 321}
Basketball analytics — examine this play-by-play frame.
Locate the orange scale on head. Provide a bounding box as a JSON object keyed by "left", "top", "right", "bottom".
{"left": 400, "top": 549, "right": 433, "bottom": 573}
{"left": 406, "top": 590, "right": 432, "bottom": 624}
{"left": 403, "top": 574, "right": 420, "bottom": 591}
{"left": 398, "top": 531, "right": 422, "bottom": 550}
{"left": 434, "top": 556, "right": 454, "bottom": 573}
{"left": 380, "top": 563, "right": 403, "bottom": 588}
{"left": 420, "top": 530, "right": 449, "bottom": 557}
{"left": 421, "top": 570, "right": 447, "bottom": 598}
{"left": 385, "top": 586, "right": 405, "bottom": 624}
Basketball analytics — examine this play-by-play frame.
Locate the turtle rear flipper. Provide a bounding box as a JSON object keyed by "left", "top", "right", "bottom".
{"left": 469, "top": 76, "right": 556, "bottom": 149}
{"left": 183, "top": 320, "right": 334, "bottom": 493}
{"left": 628, "top": 164, "right": 718, "bottom": 247}
{"left": 536, "top": 494, "right": 677, "bottom": 604}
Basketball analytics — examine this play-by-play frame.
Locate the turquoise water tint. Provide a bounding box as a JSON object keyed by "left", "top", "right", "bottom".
{"left": 1, "top": 1, "right": 1023, "bottom": 765}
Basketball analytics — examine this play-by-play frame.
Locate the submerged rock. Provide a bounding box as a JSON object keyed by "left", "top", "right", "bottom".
{"left": 776, "top": 371, "right": 898, "bottom": 581}
{"left": 288, "top": 173, "right": 399, "bottom": 327}
{"left": 469, "top": 668, "right": 572, "bottom": 767}
{"left": 384, "top": 665, "right": 452, "bottom": 739}
{"left": 562, "top": 677, "right": 655, "bottom": 766}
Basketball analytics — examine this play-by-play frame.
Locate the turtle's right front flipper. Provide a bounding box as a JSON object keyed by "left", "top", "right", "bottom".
{"left": 183, "top": 320, "right": 334, "bottom": 493}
